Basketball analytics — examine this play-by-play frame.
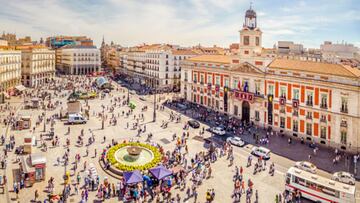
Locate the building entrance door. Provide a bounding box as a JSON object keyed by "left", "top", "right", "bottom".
{"left": 242, "top": 101, "right": 250, "bottom": 123}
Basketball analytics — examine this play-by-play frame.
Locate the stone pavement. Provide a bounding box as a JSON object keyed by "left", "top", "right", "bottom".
{"left": 0, "top": 80, "right": 284, "bottom": 202}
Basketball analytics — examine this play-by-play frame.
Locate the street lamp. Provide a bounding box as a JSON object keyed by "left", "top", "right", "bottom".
{"left": 153, "top": 79, "right": 157, "bottom": 122}
{"left": 43, "top": 99, "right": 46, "bottom": 132}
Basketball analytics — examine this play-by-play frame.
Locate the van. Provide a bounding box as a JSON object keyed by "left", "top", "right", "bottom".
{"left": 68, "top": 113, "right": 87, "bottom": 124}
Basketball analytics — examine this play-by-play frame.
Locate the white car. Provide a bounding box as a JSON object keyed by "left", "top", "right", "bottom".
{"left": 251, "top": 146, "right": 271, "bottom": 160}
{"left": 332, "top": 171, "right": 355, "bottom": 185}
{"left": 209, "top": 127, "right": 226, "bottom": 136}
{"left": 295, "top": 161, "right": 317, "bottom": 174}
{"left": 226, "top": 136, "right": 245, "bottom": 147}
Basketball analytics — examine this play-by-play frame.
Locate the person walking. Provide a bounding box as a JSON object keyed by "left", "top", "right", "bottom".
{"left": 34, "top": 189, "right": 39, "bottom": 201}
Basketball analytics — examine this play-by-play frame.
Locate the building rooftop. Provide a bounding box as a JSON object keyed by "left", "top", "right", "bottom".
{"left": 268, "top": 58, "right": 360, "bottom": 78}
{"left": 60, "top": 45, "right": 97, "bottom": 49}
{"left": 187, "top": 55, "right": 232, "bottom": 64}
{"left": 172, "top": 49, "right": 197, "bottom": 55}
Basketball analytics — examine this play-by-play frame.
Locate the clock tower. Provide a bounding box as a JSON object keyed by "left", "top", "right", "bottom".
{"left": 239, "top": 4, "right": 262, "bottom": 61}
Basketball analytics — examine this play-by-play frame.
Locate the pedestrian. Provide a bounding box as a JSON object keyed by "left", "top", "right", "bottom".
{"left": 34, "top": 189, "right": 39, "bottom": 201}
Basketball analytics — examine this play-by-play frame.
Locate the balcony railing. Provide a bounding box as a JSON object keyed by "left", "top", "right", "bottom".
{"left": 320, "top": 117, "right": 327, "bottom": 123}
{"left": 340, "top": 107, "right": 348, "bottom": 113}
{"left": 292, "top": 111, "right": 299, "bottom": 117}
{"left": 340, "top": 121, "right": 348, "bottom": 127}
{"left": 320, "top": 103, "right": 327, "bottom": 109}
{"left": 200, "top": 81, "right": 204, "bottom": 85}
{"left": 280, "top": 109, "right": 286, "bottom": 114}
{"left": 193, "top": 80, "right": 197, "bottom": 84}
{"left": 306, "top": 115, "right": 313, "bottom": 119}
{"left": 306, "top": 101, "right": 313, "bottom": 106}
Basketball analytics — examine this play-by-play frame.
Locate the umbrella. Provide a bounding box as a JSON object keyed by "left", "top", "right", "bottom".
{"left": 123, "top": 170, "right": 143, "bottom": 185}
{"left": 149, "top": 165, "right": 172, "bottom": 180}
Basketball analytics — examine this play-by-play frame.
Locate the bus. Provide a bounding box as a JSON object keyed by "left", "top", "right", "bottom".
{"left": 285, "top": 167, "right": 356, "bottom": 203}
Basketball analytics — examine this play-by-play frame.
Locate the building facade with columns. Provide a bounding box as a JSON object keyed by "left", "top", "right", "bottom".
{"left": 181, "top": 7, "right": 360, "bottom": 152}
{"left": 18, "top": 46, "right": 55, "bottom": 87}
{"left": 58, "top": 45, "right": 100, "bottom": 75}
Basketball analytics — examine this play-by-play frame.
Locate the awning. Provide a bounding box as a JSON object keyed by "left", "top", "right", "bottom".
{"left": 149, "top": 165, "right": 172, "bottom": 180}
{"left": 15, "top": 85, "right": 26, "bottom": 92}
{"left": 30, "top": 153, "right": 47, "bottom": 165}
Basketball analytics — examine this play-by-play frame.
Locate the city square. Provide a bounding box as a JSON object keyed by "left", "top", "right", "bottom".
{"left": 1, "top": 1, "right": 360, "bottom": 203}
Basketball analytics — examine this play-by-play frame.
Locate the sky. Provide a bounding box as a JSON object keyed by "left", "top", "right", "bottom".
{"left": 0, "top": 0, "right": 359, "bottom": 49}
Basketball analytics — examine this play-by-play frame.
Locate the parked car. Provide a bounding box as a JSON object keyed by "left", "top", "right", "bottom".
{"left": 209, "top": 127, "right": 226, "bottom": 135}
{"left": 251, "top": 146, "right": 271, "bottom": 159}
{"left": 332, "top": 171, "right": 355, "bottom": 185}
{"left": 188, "top": 120, "right": 200, "bottom": 128}
{"left": 294, "top": 161, "right": 317, "bottom": 174}
{"left": 226, "top": 136, "right": 245, "bottom": 147}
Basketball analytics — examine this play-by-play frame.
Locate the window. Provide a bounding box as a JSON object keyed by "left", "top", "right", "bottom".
{"left": 215, "top": 76, "right": 220, "bottom": 85}
{"left": 280, "top": 86, "right": 286, "bottom": 98}
{"left": 280, "top": 117, "right": 285, "bottom": 128}
{"left": 268, "top": 85, "right": 274, "bottom": 95}
{"left": 293, "top": 120, "right": 298, "bottom": 132}
{"left": 320, "top": 94, "right": 327, "bottom": 108}
{"left": 244, "top": 36, "right": 250, "bottom": 45}
{"left": 255, "top": 111, "right": 260, "bottom": 121}
{"left": 193, "top": 73, "right": 197, "bottom": 83}
{"left": 184, "top": 72, "right": 188, "bottom": 81}
{"left": 224, "top": 78, "right": 229, "bottom": 87}
{"left": 255, "top": 82, "right": 261, "bottom": 95}
{"left": 320, "top": 126, "right": 326, "bottom": 139}
{"left": 306, "top": 92, "right": 313, "bottom": 106}
{"left": 340, "top": 131, "right": 347, "bottom": 144}
{"left": 341, "top": 97, "right": 348, "bottom": 113}
{"left": 256, "top": 37, "right": 260, "bottom": 46}
{"left": 306, "top": 112, "right": 312, "bottom": 119}
{"left": 306, "top": 123, "right": 312, "bottom": 135}
{"left": 200, "top": 75, "right": 204, "bottom": 84}
{"left": 233, "top": 79, "right": 238, "bottom": 89}
{"left": 200, "top": 96, "right": 203, "bottom": 105}
{"left": 293, "top": 89, "right": 299, "bottom": 100}
{"left": 207, "top": 75, "right": 212, "bottom": 84}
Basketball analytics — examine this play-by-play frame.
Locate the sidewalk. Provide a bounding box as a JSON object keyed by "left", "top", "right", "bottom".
{"left": 165, "top": 101, "right": 360, "bottom": 179}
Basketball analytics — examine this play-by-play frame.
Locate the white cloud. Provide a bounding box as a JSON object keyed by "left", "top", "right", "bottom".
{"left": 0, "top": 0, "right": 358, "bottom": 49}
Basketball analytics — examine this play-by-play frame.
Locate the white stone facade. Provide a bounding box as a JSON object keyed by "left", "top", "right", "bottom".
{"left": 58, "top": 46, "right": 100, "bottom": 75}
{"left": 0, "top": 50, "right": 22, "bottom": 92}
{"left": 21, "top": 48, "right": 55, "bottom": 87}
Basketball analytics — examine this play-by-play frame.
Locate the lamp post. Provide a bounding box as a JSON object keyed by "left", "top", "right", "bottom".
{"left": 43, "top": 98, "right": 46, "bottom": 132}
{"left": 153, "top": 79, "right": 157, "bottom": 122}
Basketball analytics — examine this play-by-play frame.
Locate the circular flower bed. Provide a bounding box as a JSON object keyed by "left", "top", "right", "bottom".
{"left": 106, "top": 142, "right": 163, "bottom": 171}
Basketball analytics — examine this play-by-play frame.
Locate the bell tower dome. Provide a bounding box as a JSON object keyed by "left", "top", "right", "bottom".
{"left": 238, "top": 4, "right": 263, "bottom": 64}
{"left": 244, "top": 3, "right": 257, "bottom": 29}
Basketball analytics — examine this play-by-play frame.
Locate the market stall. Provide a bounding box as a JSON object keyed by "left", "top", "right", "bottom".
{"left": 14, "top": 115, "right": 31, "bottom": 130}
{"left": 19, "top": 153, "right": 46, "bottom": 187}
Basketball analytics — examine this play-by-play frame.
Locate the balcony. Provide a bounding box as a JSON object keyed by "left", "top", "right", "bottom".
{"left": 200, "top": 81, "right": 204, "bottom": 85}
{"left": 320, "top": 103, "right": 327, "bottom": 109}
{"left": 292, "top": 111, "right": 299, "bottom": 117}
{"left": 280, "top": 108, "right": 286, "bottom": 114}
{"left": 193, "top": 80, "right": 197, "bottom": 84}
{"left": 340, "top": 120, "right": 348, "bottom": 127}
{"left": 306, "top": 114, "right": 313, "bottom": 120}
{"left": 306, "top": 101, "right": 313, "bottom": 106}
{"left": 340, "top": 107, "right": 348, "bottom": 113}
{"left": 184, "top": 78, "right": 188, "bottom": 82}
{"left": 320, "top": 116, "right": 327, "bottom": 123}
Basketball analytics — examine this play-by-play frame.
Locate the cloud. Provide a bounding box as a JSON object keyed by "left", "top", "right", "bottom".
{"left": 0, "top": 0, "right": 358, "bottom": 49}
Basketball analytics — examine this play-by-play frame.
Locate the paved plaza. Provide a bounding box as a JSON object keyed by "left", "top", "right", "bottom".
{"left": 0, "top": 77, "right": 359, "bottom": 202}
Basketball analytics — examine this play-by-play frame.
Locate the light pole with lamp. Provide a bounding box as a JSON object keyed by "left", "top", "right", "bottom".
{"left": 153, "top": 79, "right": 157, "bottom": 122}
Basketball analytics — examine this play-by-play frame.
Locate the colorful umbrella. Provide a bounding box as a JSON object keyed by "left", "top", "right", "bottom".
{"left": 123, "top": 170, "right": 143, "bottom": 185}
{"left": 149, "top": 165, "right": 172, "bottom": 180}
